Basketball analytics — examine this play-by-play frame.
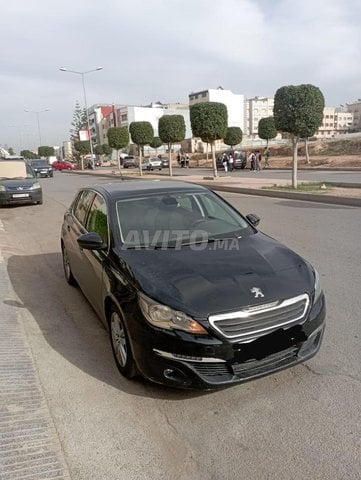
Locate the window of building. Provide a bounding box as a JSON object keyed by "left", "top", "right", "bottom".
{"left": 194, "top": 94, "right": 199, "bottom": 99}
{"left": 201, "top": 92, "right": 207, "bottom": 98}
{"left": 121, "top": 114, "right": 127, "bottom": 121}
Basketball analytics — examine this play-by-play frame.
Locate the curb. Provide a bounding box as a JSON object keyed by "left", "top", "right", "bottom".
{"left": 62, "top": 170, "right": 361, "bottom": 207}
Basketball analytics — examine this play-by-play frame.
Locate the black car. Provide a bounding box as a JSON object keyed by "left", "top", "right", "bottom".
{"left": 28, "top": 159, "right": 53, "bottom": 177}
{"left": 217, "top": 151, "right": 247, "bottom": 170}
{"left": 122, "top": 156, "right": 137, "bottom": 168}
{"left": 61, "top": 181, "right": 325, "bottom": 389}
{"left": 0, "top": 160, "right": 43, "bottom": 206}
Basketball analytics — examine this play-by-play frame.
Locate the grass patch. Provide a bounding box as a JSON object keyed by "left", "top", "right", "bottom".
{"left": 263, "top": 182, "right": 332, "bottom": 192}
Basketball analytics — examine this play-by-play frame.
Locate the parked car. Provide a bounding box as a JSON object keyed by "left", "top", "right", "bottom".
{"left": 0, "top": 159, "right": 43, "bottom": 206}
{"left": 217, "top": 150, "right": 247, "bottom": 170}
{"left": 161, "top": 157, "right": 169, "bottom": 168}
{"left": 61, "top": 181, "right": 325, "bottom": 389}
{"left": 122, "top": 156, "right": 137, "bottom": 168}
{"left": 52, "top": 160, "right": 76, "bottom": 171}
{"left": 141, "top": 157, "right": 162, "bottom": 171}
{"left": 28, "top": 159, "right": 53, "bottom": 177}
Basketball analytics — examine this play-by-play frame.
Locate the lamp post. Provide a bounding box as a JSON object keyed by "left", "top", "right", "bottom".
{"left": 59, "top": 67, "right": 103, "bottom": 167}
{"left": 24, "top": 109, "right": 50, "bottom": 147}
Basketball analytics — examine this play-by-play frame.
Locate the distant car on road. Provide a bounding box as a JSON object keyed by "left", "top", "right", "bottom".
{"left": 52, "top": 160, "right": 76, "bottom": 171}
{"left": 0, "top": 159, "right": 43, "bottom": 206}
{"left": 217, "top": 151, "right": 247, "bottom": 170}
{"left": 142, "top": 157, "right": 162, "bottom": 171}
{"left": 28, "top": 159, "right": 53, "bottom": 178}
{"left": 122, "top": 156, "right": 137, "bottom": 168}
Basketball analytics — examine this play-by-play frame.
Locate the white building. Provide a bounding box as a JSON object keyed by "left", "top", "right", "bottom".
{"left": 314, "top": 107, "right": 353, "bottom": 138}
{"left": 244, "top": 96, "right": 275, "bottom": 140}
{"left": 189, "top": 87, "right": 244, "bottom": 131}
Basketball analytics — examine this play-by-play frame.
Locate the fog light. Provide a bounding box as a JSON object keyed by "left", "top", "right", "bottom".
{"left": 163, "top": 369, "right": 174, "bottom": 377}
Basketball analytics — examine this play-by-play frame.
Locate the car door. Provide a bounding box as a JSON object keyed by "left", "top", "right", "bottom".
{"left": 80, "top": 193, "right": 109, "bottom": 317}
{"left": 65, "top": 189, "right": 95, "bottom": 287}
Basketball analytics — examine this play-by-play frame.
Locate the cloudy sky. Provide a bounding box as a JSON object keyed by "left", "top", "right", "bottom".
{"left": 1, "top": 0, "right": 360, "bottom": 152}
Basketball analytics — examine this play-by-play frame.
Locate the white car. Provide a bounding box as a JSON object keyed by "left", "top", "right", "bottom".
{"left": 141, "top": 158, "right": 162, "bottom": 171}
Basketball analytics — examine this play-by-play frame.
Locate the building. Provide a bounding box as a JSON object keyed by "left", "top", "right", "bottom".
{"left": 62, "top": 141, "right": 72, "bottom": 160}
{"left": 244, "top": 96, "right": 275, "bottom": 140}
{"left": 346, "top": 100, "right": 361, "bottom": 131}
{"left": 87, "top": 105, "right": 114, "bottom": 147}
{"left": 314, "top": 107, "right": 353, "bottom": 138}
{"left": 100, "top": 102, "right": 192, "bottom": 154}
{"left": 189, "top": 87, "right": 244, "bottom": 131}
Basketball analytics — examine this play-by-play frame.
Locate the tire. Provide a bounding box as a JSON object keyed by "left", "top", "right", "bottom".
{"left": 109, "top": 305, "right": 137, "bottom": 379}
{"left": 37, "top": 200, "right": 43, "bottom": 205}
{"left": 62, "top": 244, "right": 77, "bottom": 286}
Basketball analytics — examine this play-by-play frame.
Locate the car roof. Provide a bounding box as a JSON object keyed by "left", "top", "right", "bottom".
{"left": 87, "top": 180, "right": 209, "bottom": 200}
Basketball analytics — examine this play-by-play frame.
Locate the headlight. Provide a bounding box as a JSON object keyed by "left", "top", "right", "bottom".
{"left": 30, "top": 182, "right": 41, "bottom": 190}
{"left": 314, "top": 269, "right": 322, "bottom": 303}
{"left": 138, "top": 293, "right": 208, "bottom": 335}
{"left": 0, "top": 185, "right": 6, "bottom": 192}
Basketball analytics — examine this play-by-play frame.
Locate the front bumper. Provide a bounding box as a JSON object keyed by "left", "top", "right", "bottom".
{"left": 0, "top": 190, "right": 43, "bottom": 205}
{"left": 126, "top": 293, "right": 326, "bottom": 389}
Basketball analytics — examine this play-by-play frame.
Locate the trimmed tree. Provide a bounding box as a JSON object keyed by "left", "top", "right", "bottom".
{"left": 274, "top": 84, "right": 324, "bottom": 188}
{"left": 224, "top": 127, "right": 243, "bottom": 151}
{"left": 8, "top": 147, "right": 15, "bottom": 155}
{"left": 102, "top": 144, "right": 112, "bottom": 156}
{"left": 21, "top": 149, "right": 40, "bottom": 159}
{"left": 258, "top": 117, "right": 277, "bottom": 147}
{"left": 38, "top": 146, "right": 55, "bottom": 157}
{"left": 158, "top": 115, "right": 185, "bottom": 176}
{"left": 107, "top": 127, "right": 129, "bottom": 170}
{"left": 129, "top": 121, "right": 154, "bottom": 176}
{"left": 190, "top": 102, "right": 228, "bottom": 177}
{"left": 150, "top": 136, "right": 163, "bottom": 153}
{"left": 74, "top": 141, "right": 91, "bottom": 170}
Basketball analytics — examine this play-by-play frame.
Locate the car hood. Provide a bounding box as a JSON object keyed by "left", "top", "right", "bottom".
{"left": 114, "top": 232, "right": 314, "bottom": 319}
{"left": 0, "top": 178, "right": 37, "bottom": 186}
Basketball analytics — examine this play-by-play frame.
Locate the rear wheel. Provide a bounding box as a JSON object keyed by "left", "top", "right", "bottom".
{"left": 109, "top": 306, "right": 137, "bottom": 379}
{"left": 62, "top": 244, "right": 77, "bottom": 286}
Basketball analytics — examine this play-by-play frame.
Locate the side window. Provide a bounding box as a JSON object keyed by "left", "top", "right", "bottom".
{"left": 86, "top": 194, "right": 108, "bottom": 244}
{"left": 73, "top": 190, "right": 95, "bottom": 226}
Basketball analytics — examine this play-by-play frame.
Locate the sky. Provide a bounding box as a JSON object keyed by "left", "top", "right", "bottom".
{"left": 1, "top": 0, "right": 360, "bottom": 152}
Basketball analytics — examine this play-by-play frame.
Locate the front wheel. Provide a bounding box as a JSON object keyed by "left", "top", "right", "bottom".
{"left": 109, "top": 306, "right": 137, "bottom": 379}
{"left": 62, "top": 244, "right": 77, "bottom": 286}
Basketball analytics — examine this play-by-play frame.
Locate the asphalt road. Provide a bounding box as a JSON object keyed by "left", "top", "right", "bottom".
{"left": 0, "top": 172, "right": 360, "bottom": 480}
{"left": 118, "top": 166, "right": 361, "bottom": 184}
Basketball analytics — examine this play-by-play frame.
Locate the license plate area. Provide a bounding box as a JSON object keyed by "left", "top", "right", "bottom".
{"left": 12, "top": 193, "right": 29, "bottom": 198}
{"left": 233, "top": 325, "right": 307, "bottom": 362}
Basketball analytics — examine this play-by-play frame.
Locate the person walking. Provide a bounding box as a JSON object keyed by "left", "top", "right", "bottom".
{"left": 222, "top": 153, "right": 228, "bottom": 172}
{"left": 228, "top": 153, "right": 234, "bottom": 172}
{"left": 249, "top": 151, "right": 256, "bottom": 171}
{"left": 185, "top": 154, "right": 190, "bottom": 168}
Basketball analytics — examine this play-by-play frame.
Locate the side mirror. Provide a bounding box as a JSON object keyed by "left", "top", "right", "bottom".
{"left": 77, "top": 232, "right": 106, "bottom": 250}
{"left": 246, "top": 213, "right": 260, "bottom": 227}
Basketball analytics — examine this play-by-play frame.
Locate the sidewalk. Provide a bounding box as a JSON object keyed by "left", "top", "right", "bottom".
{"left": 65, "top": 168, "right": 361, "bottom": 207}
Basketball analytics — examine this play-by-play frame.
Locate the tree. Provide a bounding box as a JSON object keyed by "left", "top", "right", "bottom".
{"left": 150, "top": 136, "right": 163, "bottom": 153}
{"left": 8, "top": 147, "right": 14, "bottom": 155}
{"left": 258, "top": 117, "right": 277, "bottom": 147}
{"left": 74, "top": 141, "right": 91, "bottom": 170}
{"left": 129, "top": 121, "right": 154, "bottom": 176}
{"left": 158, "top": 115, "right": 185, "bottom": 176}
{"left": 224, "top": 127, "right": 243, "bottom": 150}
{"left": 70, "top": 101, "right": 87, "bottom": 142}
{"left": 38, "top": 146, "right": 55, "bottom": 157}
{"left": 107, "top": 127, "right": 129, "bottom": 170}
{"left": 95, "top": 144, "right": 104, "bottom": 156}
{"left": 21, "top": 149, "right": 39, "bottom": 159}
{"left": 102, "top": 144, "right": 112, "bottom": 156}
{"left": 274, "top": 84, "right": 324, "bottom": 188}
{"left": 190, "top": 102, "right": 227, "bottom": 177}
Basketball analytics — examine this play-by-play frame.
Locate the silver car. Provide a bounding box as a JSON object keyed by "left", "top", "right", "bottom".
{"left": 141, "top": 158, "right": 162, "bottom": 171}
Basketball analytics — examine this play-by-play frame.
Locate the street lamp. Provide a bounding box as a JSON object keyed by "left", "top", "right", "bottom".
{"left": 24, "top": 109, "right": 50, "bottom": 147}
{"left": 59, "top": 66, "right": 103, "bottom": 165}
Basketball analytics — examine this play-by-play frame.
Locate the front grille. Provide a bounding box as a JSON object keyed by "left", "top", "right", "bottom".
{"left": 187, "top": 362, "right": 230, "bottom": 378}
{"left": 7, "top": 185, "right": 30, "bottom": 191}
{"left": 209, "top": 294, "right": 309, "bottom": 343}
{"left": 232, "top": 346, "right": 297, "bottom": 378}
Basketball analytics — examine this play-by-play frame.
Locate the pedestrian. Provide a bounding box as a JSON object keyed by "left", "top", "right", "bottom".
{"left": 255, "top": 150, "right": 261, "bottom": 171}
{"left": 185, "top": 154, "right": 190, "bottom": 168}
{"left": 228, "top": 153, "right": 234, "bottom": 172}
{"left": 177, "top": 152, "right": 181, "bottom": 165}
{"left": 222, "top": 153, "right": 228, "bottom": 172}
{"left": 264, "top": 148, "right": 270, "bottom": 167}
{"left": 180, "top": 155, "right": 185, "bottom": 168}
{"left": 249, "top": 151, "right": 256, "bottom": 171}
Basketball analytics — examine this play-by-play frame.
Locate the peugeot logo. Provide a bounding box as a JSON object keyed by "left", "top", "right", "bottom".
{"left": 250, "top": 287, "right": 264, "bottom": 298}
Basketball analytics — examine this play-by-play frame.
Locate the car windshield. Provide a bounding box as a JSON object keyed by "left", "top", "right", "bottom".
{"left": 115, "top": 191, "right": 253, "bottom": 248}
{"left": 30, "top": 160, "right": 49, "bottom": 167}
{"left": 0, "top": 160, "right": 35, "bottom": 179}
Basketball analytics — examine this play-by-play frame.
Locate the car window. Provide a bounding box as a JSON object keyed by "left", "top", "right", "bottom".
{"left": 26, "top": 164, "right": 35, "bottom": 178}
{"left": 86, "top": 194, "right": 109, "bottom": 244}
{"left": 73, "top": 190, "right": 95, "bottom": 226}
